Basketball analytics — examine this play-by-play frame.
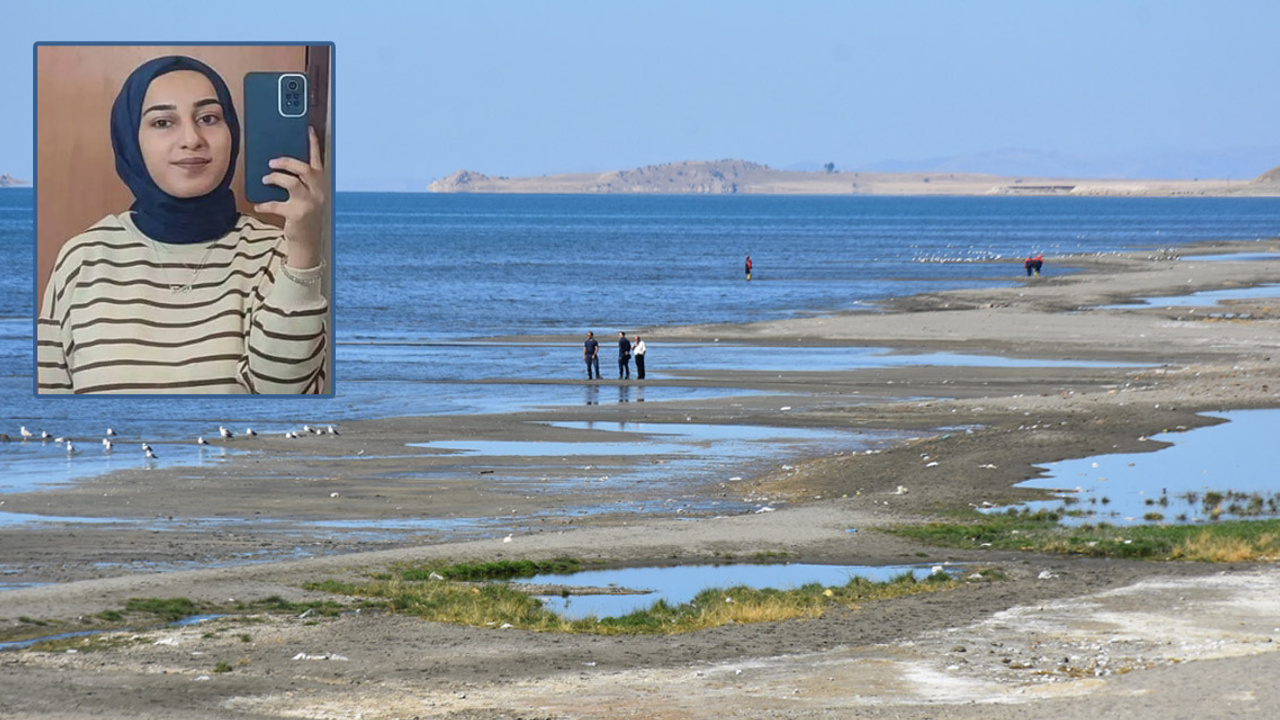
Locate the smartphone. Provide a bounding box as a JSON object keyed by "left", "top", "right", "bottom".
{"left": 243, "top": 72, "right": 310, "bottom": 204}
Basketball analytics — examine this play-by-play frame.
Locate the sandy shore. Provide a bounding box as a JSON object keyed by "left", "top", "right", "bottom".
{"left": 2, "top": 239, "right": 1279, "bottom": 718}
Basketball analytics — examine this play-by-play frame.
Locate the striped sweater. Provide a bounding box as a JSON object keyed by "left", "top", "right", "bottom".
{"left": 38, "top": 212, "right": 328, "bottom": 394}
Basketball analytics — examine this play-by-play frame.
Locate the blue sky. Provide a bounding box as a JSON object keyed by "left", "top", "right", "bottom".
{"left": 4, "top": 0, "right": 1278, "bottom": 190}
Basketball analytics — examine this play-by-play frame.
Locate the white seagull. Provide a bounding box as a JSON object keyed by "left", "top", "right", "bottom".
{"left": 102, "top": 438, "right": 113, "bottom": 452}
{"left": 40, "top": 430, "right": 52, "bottom": 441}
{"left": 244, "top": 428, "right": 258, "bottom": 437}
{"left": 284, "top": 431, "right": 298, "bottom": 439}
{"left": 106, "top": 428, "right": 117, "bottom": 437}
{"left": 219, "top": 426, "right": 233, "bottom": 440}
{"left": 20, "top": 426, "right": 33, "bottom": 441}
{"left": 197, "top": 437, "right": 209, "bottom": 446}
{"left": 326, "top": 425, "right": 340, "bottom": 435}
{"left": 141, "top": 442, "right": 153, "bottom": 454}
{"left": 145, "top": 447, "right": 159, "bottom": 460}
{"left": 66, "top": 440, "right": 76, "bottom": 455}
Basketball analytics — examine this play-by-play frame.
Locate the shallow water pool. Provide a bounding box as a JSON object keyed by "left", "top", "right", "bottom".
{"left": 526, "top": 562, "right": 954, "bottom": 619}
{"left": 1006, "top": 409, "right": 1280, "bottom": 525}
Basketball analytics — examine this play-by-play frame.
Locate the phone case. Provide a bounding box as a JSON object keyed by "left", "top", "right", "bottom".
{"left": 243, "top": 72, "right": 310, "bottom": 204}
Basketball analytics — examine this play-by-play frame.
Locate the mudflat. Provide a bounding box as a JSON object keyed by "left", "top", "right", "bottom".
{"left": 2, "top": 240, "right": 1279, "bottom": 719}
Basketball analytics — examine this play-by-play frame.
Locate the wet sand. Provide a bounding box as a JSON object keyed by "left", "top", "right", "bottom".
{"left": 2, "top": 240, "right": 1279, "bottom": 718}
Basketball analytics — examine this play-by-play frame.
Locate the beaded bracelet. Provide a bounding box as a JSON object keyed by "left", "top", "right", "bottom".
{"left": 281, "top": 259, "right": 326, "bottom": 286}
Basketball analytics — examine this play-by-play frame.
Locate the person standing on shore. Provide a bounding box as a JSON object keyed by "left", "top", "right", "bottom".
{"left": 1024, "top": 255, "right": 1035, "bottom": 276}
{"left": 617, "top": 331, "right": 632, "bottom": 380}
{"left": 745, "top": 254, "right": 753, "bottom": 281}
{"left": 633, "top": 335, "right": 647, "bottom": 379}
{"left": 583, "top": 331, "right": 600, "bottom": 380}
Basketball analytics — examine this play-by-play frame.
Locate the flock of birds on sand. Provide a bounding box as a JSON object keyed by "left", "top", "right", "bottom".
{"left": 2, "top": 423, "right": 340, "bottom": 461}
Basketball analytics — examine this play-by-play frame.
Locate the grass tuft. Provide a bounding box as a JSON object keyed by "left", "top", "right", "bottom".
{"left": 890, "top": 513, "right": 1280, "bottom": 561}
{"left": 398, "top": 558, "right": 583, "bottom": 582}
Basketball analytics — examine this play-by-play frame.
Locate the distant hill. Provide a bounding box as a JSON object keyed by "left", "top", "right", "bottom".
{"left": 0, "top": 173, "right": 29, "bottom": 187}
{"left": 427, "top": 159, "right": 1279, "bottom": 197}
{"left": 429, "top": 159, "right": 1016, "bottom": 195}
{"left": 1256, "top": 165, "right": 1280, "bottom": 183}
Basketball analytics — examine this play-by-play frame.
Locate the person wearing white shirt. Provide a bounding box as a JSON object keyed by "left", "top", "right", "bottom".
{"left": 633, "top": 335, "right": 647, "bottom": 379}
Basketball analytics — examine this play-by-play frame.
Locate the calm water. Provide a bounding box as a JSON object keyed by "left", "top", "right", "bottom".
{"left": 529, "top": 562, "right": 953, "bottom": 619}
{"left": 1012, "top": 409, "right": 1280, "bottom": 525}
{"left": 3, "top": 189, "right": 1279, "bottom": 444}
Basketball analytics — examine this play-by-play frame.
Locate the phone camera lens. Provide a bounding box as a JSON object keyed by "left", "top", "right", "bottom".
{"left": 287, "top": 80, "right": 300, "bottom": 91}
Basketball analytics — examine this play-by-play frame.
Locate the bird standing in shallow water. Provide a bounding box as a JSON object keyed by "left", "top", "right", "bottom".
{"left": 102, "top": 438, "right": 113, "bottom": 452}
{"left": 219, "top": 426, "right": 233, "bottom": 440}
{"left": 197, "top": 437, "right": 208, "bottom": 446}
{"left": 145, "top": 447, "right": 158, "bottom": 460}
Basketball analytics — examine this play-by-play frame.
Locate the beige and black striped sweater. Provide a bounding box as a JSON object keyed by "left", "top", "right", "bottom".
{"left": 38, "top": 213, "right": 328, "bottom": 394}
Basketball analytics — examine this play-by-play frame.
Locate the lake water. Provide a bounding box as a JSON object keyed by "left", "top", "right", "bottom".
{"left": 3, "top": 189, "right": 1279, "bottom": 484}
{"left": 1010, "top": 409, "right": 1280, "bottom": 525}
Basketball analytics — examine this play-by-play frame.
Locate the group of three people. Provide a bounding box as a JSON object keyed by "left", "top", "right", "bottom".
{"left": 583, "top": 331, "right": 646, "bottom": 380}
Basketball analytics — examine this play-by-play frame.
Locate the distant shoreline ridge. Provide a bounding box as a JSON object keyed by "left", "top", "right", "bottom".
{"left": 427, "top": 158, "right": 1280, "bottom": 197}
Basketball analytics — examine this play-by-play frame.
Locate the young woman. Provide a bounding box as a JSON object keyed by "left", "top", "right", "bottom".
{"left": 37, "top": 55, "right": 328, "bottom": 394}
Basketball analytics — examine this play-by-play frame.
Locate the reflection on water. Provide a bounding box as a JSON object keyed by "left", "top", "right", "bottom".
{"left": 1098, "top": 283, "right": 1280, "bottom": 309}
{"left": 0, "top": 441, "right": 248, "bottom": 495}
{"left": 528, "top": 563, "right": 951, "bottom": 619}
{"left": 1192, "top": 252, "right": 1280, "bottom": 262}
{"left": 1006, "top": 409, "right": 1280, "bottom": 525}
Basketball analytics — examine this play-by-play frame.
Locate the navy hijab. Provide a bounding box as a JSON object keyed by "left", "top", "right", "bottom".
{"left": 110, "top": 56, "right": 240, "bottom": 244}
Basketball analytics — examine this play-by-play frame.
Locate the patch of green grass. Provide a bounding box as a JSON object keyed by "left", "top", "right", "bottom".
{"left": 239, "top": 595, "right": 349, "bottom": 617}
{"left": 124, "top": 597, "right": 215, "bottom": 622}
{"left": 9, "top": 593, "right": 360, "bottom": 652}
{"left": 889, "top": 512, "right": 1280, "bottom": 561}
{"left": 213, "top": 661, "right": 233, "bottom": 673}
{"left": 397, "top": 558, "right": 584, "bottom": 582}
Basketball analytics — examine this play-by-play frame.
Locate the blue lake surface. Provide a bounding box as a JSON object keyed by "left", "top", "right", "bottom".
{"left": 1099, "top": 284, "right": 1280, "bottom": 309}
{"left": 1009, "top": 409, "right": 1280, "bottom": 525}
{"left": 3, "top": 189, "right": 1279, "bottom": 491}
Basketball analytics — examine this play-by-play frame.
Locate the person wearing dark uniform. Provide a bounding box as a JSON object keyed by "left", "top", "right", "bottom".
{"left": 633, "top": 335, "right": 646, "bottom": 379}
{"left": 583, "top": 331, "right": 600, "bottom": 379}
{"left": 617, "top": 331, "right": 632, "bottom": 379}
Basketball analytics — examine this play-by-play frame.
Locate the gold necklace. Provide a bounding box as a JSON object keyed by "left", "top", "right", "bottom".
{"left": 152, "top": 241, "right": 218, "bottom": 294}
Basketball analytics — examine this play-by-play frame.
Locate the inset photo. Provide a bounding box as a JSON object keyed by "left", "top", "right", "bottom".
{"left": 35, "top": 43, "right": 332, "bottom": 395}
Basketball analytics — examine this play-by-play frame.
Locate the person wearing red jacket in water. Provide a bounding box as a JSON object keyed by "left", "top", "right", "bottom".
{"left": 745, "top": 254, "right": 753, "bottom": 280}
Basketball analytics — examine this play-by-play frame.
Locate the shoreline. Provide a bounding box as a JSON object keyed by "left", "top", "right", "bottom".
{"left": 2, "top": 239, "right": 1279, "bottom": 718}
